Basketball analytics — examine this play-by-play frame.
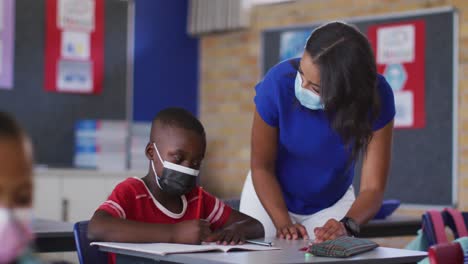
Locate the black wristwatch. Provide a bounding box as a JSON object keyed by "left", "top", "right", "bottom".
{"left": 340, "top": 217, "right": 360, "bottom": 237}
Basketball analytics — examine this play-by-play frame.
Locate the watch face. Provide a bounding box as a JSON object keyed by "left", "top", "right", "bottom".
{"left": 348, "top": 219, "right": 359, "bottom": 233}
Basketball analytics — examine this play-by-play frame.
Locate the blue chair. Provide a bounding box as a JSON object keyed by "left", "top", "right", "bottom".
{"left": 223, "top": 198, "right": 240, "bottom": 210}
{"left": 73, "top": 221, "right": 108, "bottom": 264}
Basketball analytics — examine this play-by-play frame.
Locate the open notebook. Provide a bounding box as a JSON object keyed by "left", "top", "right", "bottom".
{"left": 90, "top": 242, "right": 280, "bottom": 256}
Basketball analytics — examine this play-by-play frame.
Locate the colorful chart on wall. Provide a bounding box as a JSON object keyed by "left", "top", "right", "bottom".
{"left": 368, "top": 21, "right": 426, "bottom": 129}
{"left": 44, "top": 0, "right": 104, "bottom": 94}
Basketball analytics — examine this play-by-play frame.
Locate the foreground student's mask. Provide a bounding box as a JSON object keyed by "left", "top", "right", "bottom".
{"left": 0, "top": 208, "right": 33, "bottom": 263}
{"left": 151, "top": 142, "right": 198, "bottom": 196}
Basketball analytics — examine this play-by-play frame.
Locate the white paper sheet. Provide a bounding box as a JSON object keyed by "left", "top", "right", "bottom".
{"left": 56, "top": 60, "right": 93, "bottom": 92}
{"left": 90, "top": 242, "right": 280, "bottom": 256}
{"left": 394, "top": 91, "right": 414, "bottom": 127}
{"left": 377, "top": 24, "right": 415, "bottom": 64}
{"left": 61, "top": 31, "right": 90, "bottom": 60}
{"left": 58, "top": 0, "right": 95, "bottom": 31}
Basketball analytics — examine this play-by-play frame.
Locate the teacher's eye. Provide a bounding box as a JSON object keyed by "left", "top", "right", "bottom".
{"left": 305, "top": 84, "right": 320, "bottom": 95}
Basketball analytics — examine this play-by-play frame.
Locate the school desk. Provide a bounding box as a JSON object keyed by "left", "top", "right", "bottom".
{"left": 95, "top": 238, "right": 427, "bottom": 264}
{"left": 33, "top": 218, "right": 76, "bottom": 252}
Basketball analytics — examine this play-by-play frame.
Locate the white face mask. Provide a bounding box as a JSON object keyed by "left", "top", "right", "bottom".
{"left": 0, "top": 207, "right": 33, "bottom": 263}
{"left": 151, "top": 143, "right": 199, "bottom": 196}
{"left": 294, "top": 72, "right": 324, "bottom": 110}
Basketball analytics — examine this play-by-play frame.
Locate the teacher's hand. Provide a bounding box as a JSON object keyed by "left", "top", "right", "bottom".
{"left": 276, "top": 223, "right": 309, "bottom": 240}
{"left": 314, "top": 219, "right": 347, "bottom": 243}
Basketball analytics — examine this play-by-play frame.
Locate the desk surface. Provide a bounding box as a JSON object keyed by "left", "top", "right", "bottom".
{"left": 98, "top": 238, "right": 427, "bottom": 264}
{"left": 33, "top": 218, "right": 76, "bottom": 252}
{"left": 33, "top": 218, "right": 74, "bottom": 238}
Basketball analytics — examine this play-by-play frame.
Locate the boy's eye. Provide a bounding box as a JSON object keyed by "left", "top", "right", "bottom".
{"left": 172, "top": 154, "right": 182, "bottom": 163}
{"left": 192, "top": 161, "right": 201, "bottom": 168}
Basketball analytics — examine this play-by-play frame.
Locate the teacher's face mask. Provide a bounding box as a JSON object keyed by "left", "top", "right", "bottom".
{"left": 295, "top": 72, "right": 323, "bottom": 110}
{"left": 151, "top": 142, "right": 198, "bottom": 196}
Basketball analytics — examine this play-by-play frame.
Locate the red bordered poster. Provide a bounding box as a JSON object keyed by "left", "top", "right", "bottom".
{"left": 368, "top": 20, "right": 426, "bottom": 129}
{"left": 44, "top": 0, "right": 104, "bottom": 94}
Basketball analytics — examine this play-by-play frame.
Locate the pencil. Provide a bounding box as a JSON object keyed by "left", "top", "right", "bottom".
{"left": 196, "top": 187, "right": 203, "bottom": 219}
{"left": 245, "top": 240, "right": 274, "bottom": 247}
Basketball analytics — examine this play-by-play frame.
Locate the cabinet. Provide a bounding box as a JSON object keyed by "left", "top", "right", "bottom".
{"left": 34, "top": 169, "right": 144, "bottom": 222}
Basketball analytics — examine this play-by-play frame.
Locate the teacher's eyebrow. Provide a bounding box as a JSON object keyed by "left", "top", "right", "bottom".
{"left": 298, "top": 62, "right": 321, "bottom": 89}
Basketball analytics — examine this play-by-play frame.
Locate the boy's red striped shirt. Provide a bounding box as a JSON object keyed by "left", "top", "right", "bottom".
{"left": 97, "top": 177, "right": 232, "bottom": 264}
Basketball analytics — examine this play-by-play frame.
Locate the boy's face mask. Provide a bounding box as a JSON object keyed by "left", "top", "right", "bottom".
{"left": 0, "top": 207, "right": 33, "bottom": 263}
{"left": 151, "top": 142, "right": 199, "bottom": 196}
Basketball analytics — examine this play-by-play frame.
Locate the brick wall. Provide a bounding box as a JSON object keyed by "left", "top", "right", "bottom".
{"left": 199, "top": 0, "right": 468, "bottom": 215}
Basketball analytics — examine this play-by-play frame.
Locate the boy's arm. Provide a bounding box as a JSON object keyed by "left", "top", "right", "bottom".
{"left": 88, "top": 210, "right": 212, "bottom": 244}
{"left": 206, "top": 210, "right": 264, "bottom": 244}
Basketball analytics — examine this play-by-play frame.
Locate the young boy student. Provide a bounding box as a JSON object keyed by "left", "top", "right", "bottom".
{"left": 88, "top": 108, "right": 264, "bottom": 262}
{"left": 0, "top": 112, "right": 41, "bottom": 263}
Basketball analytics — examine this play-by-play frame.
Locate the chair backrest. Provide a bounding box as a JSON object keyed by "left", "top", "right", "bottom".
{"left": 428, "top": 242, "right": 464, "bottom": 264}
{"left": 423, "top": 209, "right": 468, "bottom": 247}
{"left": 223, "top": 198, "right": 240, "bottom": 211}
{"left": 73, "top": 221, "right": 108, "bottom": 264}
{"left": 423, "top": 210, "right": 448, "bottom": 247}
{"left": 442, "top": 209, "right": 468, "bottom": 238}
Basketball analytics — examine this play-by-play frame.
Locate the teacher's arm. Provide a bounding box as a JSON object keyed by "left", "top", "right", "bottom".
{"left": 314, "top": 120, "right": 394, "bottom": 242}
{"left": 347, "top": 119, "right": 394, "bottom": 224}
{"left": 251, "top": 109, "right": 309, "bottom": 240}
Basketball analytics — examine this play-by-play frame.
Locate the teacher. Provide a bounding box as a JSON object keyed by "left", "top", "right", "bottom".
{"left": 240, "top": 21, "right": 395, "bottom": 242}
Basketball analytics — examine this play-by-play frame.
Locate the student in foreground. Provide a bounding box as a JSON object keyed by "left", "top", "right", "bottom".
{"left": 88, "top": 108, "right": 264, "bottom": 262}
{"left": 0, "top": 112, "right": 42, "bottom": 264}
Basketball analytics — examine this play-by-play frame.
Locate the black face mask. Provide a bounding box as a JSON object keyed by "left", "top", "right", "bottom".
{"left": 151, "top": 143, "right": 199, "bottom": 196}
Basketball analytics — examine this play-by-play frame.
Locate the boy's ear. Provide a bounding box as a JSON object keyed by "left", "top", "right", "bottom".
{"left": 145, "top": 142, "right": 153, "bottom": 160}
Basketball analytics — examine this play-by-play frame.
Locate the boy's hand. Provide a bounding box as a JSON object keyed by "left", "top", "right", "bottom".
{"left": 171, "top": 219, "right": 212, "bottom": 244}
{"left": 204, "top": 223, "right": 246, "bottom": 245}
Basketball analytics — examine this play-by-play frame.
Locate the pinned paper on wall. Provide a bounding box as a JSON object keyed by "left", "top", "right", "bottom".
{"left": 58, "top": 0, "right": 95, "bottom": 31}
{"left": 368, "top": 20, "right": 426, "bottom": 129}
{"left": 61, "top": 31, "right": 90, "bottom": 60}
{"left": 45, "top": 0, "right": 103, "bottom": 94}
{"left": 377, "top": 24, "right": 415, "bottom": 64}
{"left": 0, "top": 0, "right": 14, "bottom": 90}
{"left": 57, "top": 60, "right": 93, "bottom": 92}
{"left": 393, "top": 91, "right": 414, "bottom": 127}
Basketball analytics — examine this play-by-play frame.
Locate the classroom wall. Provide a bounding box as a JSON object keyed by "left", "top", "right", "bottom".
{"left": 133, "top": 0, "right": 199, "bottom": 121}
{"left": 198, "top": 0, "right": 468, "bottom": 211}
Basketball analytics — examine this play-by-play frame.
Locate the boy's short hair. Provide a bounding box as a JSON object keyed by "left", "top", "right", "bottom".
{"left": 151, "top": 108, "right": 205, "bottom": 140}
{"left": 0, "top": 111, "right": 23, "bottom": 140}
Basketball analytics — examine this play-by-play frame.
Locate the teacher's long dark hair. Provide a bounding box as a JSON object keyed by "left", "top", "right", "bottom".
{"left": 306, "top": 22, "right": 380, "bottom": 165}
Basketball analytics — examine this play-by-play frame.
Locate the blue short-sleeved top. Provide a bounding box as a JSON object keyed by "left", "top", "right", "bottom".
{"left": 254, "top": 58, "right": 395, "bottom": 215}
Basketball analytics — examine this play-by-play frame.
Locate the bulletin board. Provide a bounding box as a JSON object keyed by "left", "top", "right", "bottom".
{"left": 0, "top": 0, "right": 129, "bottom": 167}
{"left": 261, "top": 7, "right": 458, "bottom": 206}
